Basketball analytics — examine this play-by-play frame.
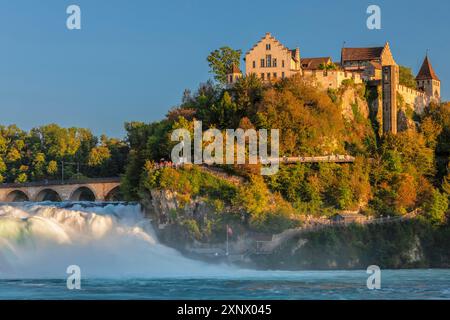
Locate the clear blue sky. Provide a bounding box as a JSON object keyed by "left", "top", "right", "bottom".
{"left": 0, "top": 0, "right": 449, "bottom": 137}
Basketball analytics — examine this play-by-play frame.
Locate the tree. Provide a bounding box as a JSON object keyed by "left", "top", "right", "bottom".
{"left": 32, "top": 153, "right": 46, "bottom": 180}
{"left": 394, "top": 173, "right": 417, "bottom": 212}
{"left": 15, "top": 173, "right": 28, "bottom": 183}
{"left": 442, "top": 162, "right": 450, "bottom": 196}
{"left": 207, "top": 47, "right": 242, "bottom": 85}
{"left": 422, "top": 190, "right": 448, "bottom": 225}
{"left": 88, "top": 146, "right": 111, "bottom": 167}
{"left": 47, "top": 160, "right": 58, "bottom": 177}
{"left": 318, "top": 62, "right": 338, "bottom": 71}
{"left": 399, "top": 65, "right": 416, "bottom": 89}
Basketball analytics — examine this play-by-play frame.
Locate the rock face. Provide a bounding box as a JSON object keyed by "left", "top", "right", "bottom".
{"left": 140, "top": 190, "right": 448, "bottom": 270}
{"left": 141, "top": 189, "right": 214, "bottom": 250}
{"left": 397, "top": 109, "right": 416, "bottom": 132}
{"left": 142, "top": 189, "right": 210, "bottom": 226}
{"left": 405, "top": 236, "right": 424, "bottom": 264}
{"left": 340, "top": 86, "right": 369, "bottom": 121}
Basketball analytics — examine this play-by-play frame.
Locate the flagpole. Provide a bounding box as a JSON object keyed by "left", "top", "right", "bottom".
{"left": 226, "top": 224, "right": 229, "bottom": 256}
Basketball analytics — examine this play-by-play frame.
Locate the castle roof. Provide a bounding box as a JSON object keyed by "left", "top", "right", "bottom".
{"left": 341, "top": 46, "right": 384, "bottom": 62}
{"left": 301, "top": 57, "right": 332, "bottom": 70}
{"left": 245, "top": 33, "right": 298, "bottom": 62}
{"left": 228, "top": 63, "right": 241, "bottom": 74}
{"left": 416, "top": 56, "right": 440, "bottom": 81}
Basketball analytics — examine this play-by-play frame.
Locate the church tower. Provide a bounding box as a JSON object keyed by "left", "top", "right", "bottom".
{"left": 226, "top": 64, "right": 242, "bottom": 87}
{"left": 416, "top": 55, "right": 441, "bottom": 102}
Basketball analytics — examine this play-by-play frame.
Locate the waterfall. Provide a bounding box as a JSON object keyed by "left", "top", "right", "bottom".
{"left": 0, "top": 202, "right": 233, "bottom": 279}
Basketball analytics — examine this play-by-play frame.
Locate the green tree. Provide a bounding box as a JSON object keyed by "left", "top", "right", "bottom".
{"left": 207, "top": 47, "right": 242, "bottom": 85}
{"left": 47, "top": 160, "right": 58, "bottom": 177}
{"left": 88, "top": 146, "right": 111, "bottom": 167}
{"left": 32, "top": 153, "right": 46, "bottom": 180}
{"left": 399, "top": 65, "right": 417, "bottom": 89}
{"left": 422, "top": 190, "right": 449, "bottom": 225}
{"left": 15, "top": 173, "right": 28, "bottom": 183}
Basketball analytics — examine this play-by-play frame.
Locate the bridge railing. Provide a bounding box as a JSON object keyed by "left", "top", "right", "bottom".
{"left": 0, "top": 177, "right": 121, "bottom": 189}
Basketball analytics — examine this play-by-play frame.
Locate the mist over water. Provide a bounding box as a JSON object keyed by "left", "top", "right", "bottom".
{"left": 0, "top": 202, "right": 238, "bottom": 279}
{"left": 0, "top": 203, "right": 449, "bottom": 299}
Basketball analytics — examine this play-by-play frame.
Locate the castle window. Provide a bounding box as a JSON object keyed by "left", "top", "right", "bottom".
{"left": 266, "top": 43, "right": 271, "bottom": 50}
{"left": 282, "top": 60, "right": 285, "bottom": 68}
{"left": 261, "top": 73, "right": 265, "bottom": 80}
{"left": 266, "top": 55, "right": 272, "bottom": 67}
{"left": 267, "top": 73, "right": 271, "bottom": 80}
{"left": 273, "top": 58, "right": 277, "bottom": 67}
{"left": 273, "top": 73, "right": 277, "bottom": 78}
{"left": 260, "top": 59, "right": 265, "bottom": 67}
{"left": 253, "top": 61, "right": 256, "bottom": 68}
{"left": 282, "top": 72, "right": 285, "bottom": 78}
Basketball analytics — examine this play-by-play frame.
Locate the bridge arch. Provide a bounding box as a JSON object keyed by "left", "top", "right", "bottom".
{"left": 6, "top": 190, "right": 30, "bottom": 202}
{"left": 105, "top": 186, "right": 122, "bottom": 201}
{"left": 70, "top": 186, "right": 97, "bottom": 202}
{"left": 35, "top": 189, "right": 62, "bottom": 202}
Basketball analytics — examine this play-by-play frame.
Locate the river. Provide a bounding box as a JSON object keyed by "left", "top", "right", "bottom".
{"left": 0, "top": 202, "right": 448, "bottom": 299}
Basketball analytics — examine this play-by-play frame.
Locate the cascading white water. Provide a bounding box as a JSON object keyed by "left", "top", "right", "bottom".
{"left": 0, "top": 203, "right": 235, "bottom": 279}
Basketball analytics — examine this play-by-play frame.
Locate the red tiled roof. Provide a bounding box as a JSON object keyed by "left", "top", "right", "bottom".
{"left": 301, "top": 57, "right": 332, "bottom": 70}
{"left": 228, "top": 64, "right": 241, "bottom": 74}
{"left": 341, "top": 47, "right": 384, "bottom": 62}
{"left": 416, "top": 56, "right": 440, "bottom": 81}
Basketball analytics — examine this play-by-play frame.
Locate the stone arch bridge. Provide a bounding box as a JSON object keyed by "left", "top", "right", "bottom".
{"left": 0, "top": 177, "right": 122, "bottom": 202}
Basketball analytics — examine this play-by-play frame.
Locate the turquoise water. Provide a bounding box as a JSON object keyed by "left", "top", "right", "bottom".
{"left": 1, "top": 269, "right": 449, "bottom": 299}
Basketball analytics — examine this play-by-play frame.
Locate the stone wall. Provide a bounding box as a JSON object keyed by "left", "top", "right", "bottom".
{"left": 397, "top": 84, "right": 430, "bottom": 114}
{"left": 303, "top": 70, "right": 363, "bottom": 90}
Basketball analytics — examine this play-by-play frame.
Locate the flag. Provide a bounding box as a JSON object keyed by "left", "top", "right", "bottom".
{"left": 227, "top": 225, "right": 233, "bottom": 236}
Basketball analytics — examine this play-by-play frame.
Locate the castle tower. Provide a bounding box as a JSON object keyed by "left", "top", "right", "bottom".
{"left": 382, "top": 65, "right": 399, "bottom": 134}
{"left": 226, "top": 64, "right": 242, "bottom": 86}
{"left": 416, "top": 55, "right": 440, "bottom": 102}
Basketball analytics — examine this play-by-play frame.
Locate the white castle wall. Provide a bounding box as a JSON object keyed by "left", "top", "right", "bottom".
{"left": 397, "top": 84, "right": 430, "bottom": 114}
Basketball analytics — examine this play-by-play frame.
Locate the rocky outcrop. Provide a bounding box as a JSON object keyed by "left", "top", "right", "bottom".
{"left": 140, "top": 189, "right": 216, "bottom": 250}
{"left": 140, "top": 189, "right": 449, "bottom": 270}
{"left": 142, "top": 189, "right": 211, "bottom": 226}
{"left": 397, "top": 109, "right": 416, "bottom": 132}
{"left": 340, "top": 86, "right": 369, "bottom": 121}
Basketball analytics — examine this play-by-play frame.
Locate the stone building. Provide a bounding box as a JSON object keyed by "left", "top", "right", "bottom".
{"left": 340, "top": 43, "right": 397, "bottom": 77}
{"left": 416, "top": 56, "right": 441, "bottom": 102}
{"left": 243, "top": 32, "right": 301, "bottom": 81}
{"left": 226, "top": 64, "right": 242, "bottom": 86}
{"left": 301, "top": 57, "right": 332, "bottom": 70}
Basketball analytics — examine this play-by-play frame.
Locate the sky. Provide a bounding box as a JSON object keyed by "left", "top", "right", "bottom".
{"left": 0, "top": 0, "right": 449, "bottom": 138}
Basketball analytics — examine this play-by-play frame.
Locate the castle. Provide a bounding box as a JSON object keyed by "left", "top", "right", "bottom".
{"left": 227, "top": 32, "right": 441, "bottom": 134}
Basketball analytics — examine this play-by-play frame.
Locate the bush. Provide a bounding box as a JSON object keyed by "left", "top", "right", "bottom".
{"left": 422, "top": 190, "right": 449, "bottom": 225}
